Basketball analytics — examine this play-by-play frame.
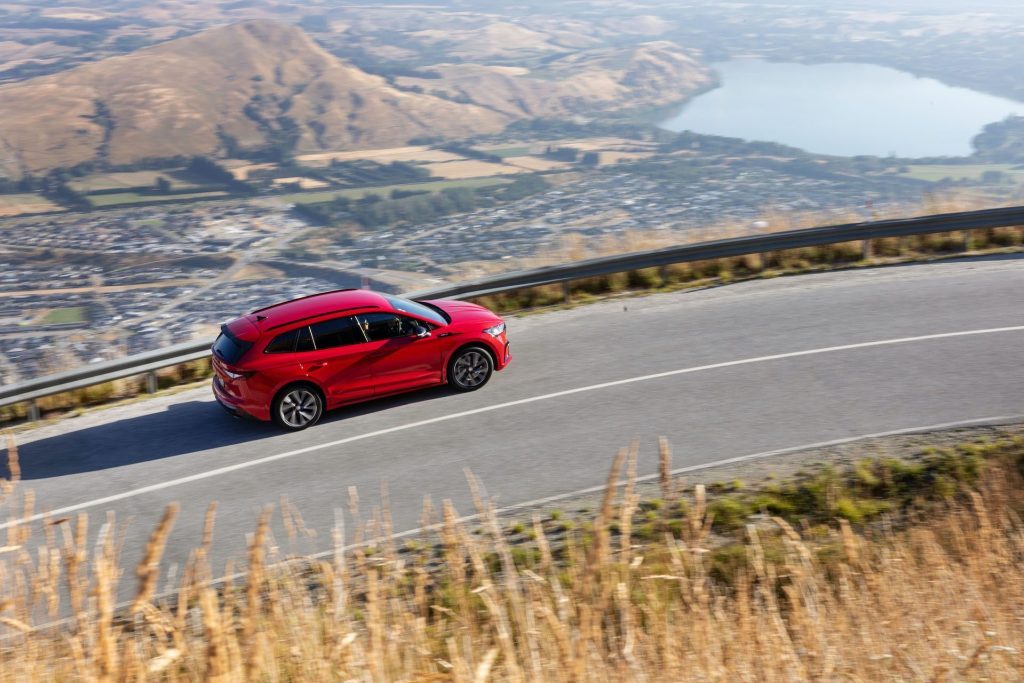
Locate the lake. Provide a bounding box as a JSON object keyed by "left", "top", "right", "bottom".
{"left": 657, "top": 60, "right": 1024, "bottom": 158}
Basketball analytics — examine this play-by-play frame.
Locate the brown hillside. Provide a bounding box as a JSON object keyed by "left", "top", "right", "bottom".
{"left": 0, "top": 21, "right": 509, "bottom": 177}
{"left": 395, "top": 41, "right": 716, "bottom": 120}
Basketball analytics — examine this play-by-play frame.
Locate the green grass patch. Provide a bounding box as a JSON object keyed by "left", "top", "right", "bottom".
{"left": 39, "top": 306, "right": 87, "bottom": 325}
{"left": 486, "top": 146, "right": 533, "bottom": 158}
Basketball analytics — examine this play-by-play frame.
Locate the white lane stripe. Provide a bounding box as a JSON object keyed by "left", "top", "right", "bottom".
{"left": 6, "top": 324, "right": 1024, "bottom": 530}
{"left": 187, "top": 412, "right": 1024, "bottom": 590}
{"left": 13, "top": 412, "right": 1019, "bottom": 638}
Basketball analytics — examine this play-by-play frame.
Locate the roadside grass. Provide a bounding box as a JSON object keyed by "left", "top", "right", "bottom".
{"left": 1, "top": 432, "right": 1023, "bottom": 680}
{"left": 0, "top": 359, "right": 212, "bottom": 426}
{"left": 471, "top": 225, "right": 1024, "bottom": 314}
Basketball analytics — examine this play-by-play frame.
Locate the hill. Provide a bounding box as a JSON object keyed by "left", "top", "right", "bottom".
{"left": 394, "top": 41, "right": 715, "bottom": 119}
{"left": 0, "top": 21, "right": 510, "bottom": 177}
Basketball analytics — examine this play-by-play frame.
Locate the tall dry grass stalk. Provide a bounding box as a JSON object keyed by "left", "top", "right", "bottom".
{"left": 1, "top": 433, "right": 1024, "bottom": 681}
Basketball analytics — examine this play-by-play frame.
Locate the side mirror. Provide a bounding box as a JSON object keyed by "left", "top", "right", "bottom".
{"left": 413, "top": 324, "right": 431, "bottom": 339}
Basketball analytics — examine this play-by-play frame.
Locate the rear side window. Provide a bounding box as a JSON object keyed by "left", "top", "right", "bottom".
{"left": 310, "top": 316, "right": 364, "bottom": 349}
{"left": 213, "top": 327, "right": 252, "bottom": 364}
{"left": 264, "top": 329, "right": 299, "bottom": 354}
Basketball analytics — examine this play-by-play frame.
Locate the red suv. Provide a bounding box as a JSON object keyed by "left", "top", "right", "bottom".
{"left": 211, "top": 289, "right": 510, "bottom": 430}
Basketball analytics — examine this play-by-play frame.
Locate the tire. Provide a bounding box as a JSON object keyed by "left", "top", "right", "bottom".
{"left": 272, "top": 384, "right": 324, "bottom": 430}
{"left": 447, "top": 346, "right": 493, "bottom": 392}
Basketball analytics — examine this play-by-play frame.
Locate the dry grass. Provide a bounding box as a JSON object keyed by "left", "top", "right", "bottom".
{"left": 1, "top": 432, "right": 1023, "bottom": 681}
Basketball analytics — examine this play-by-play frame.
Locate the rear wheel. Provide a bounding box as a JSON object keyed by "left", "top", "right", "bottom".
{"left": 447, "top": 346, "right": 493, "bottom": 391}
{"left": 272, "top": 385, "right": 323, "bottom": 430}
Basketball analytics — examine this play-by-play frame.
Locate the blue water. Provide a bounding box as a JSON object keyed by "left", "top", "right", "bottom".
{"left": 658, "top": 60, "right": 1024, "bottom": 158}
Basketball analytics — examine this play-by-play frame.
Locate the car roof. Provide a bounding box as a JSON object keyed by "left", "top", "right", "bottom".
{"left": 248, "top": 289, "right": 392, "bottom": 332}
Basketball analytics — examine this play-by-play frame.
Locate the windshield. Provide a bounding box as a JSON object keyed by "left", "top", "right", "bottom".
{"left": 384, "top": 295, "right": 449, "bottom": 325}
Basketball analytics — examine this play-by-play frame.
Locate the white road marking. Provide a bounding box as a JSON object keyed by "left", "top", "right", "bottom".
{"left": 9, "top": 413, "right": 1024, "bottom": 636}
{"left": 4, "top": 324, "right": 1023, "bottom": 530}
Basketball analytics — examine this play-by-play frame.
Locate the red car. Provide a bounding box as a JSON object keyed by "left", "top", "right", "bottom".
{"left": 211, "top": 289, "right": 510, "bottom": 430}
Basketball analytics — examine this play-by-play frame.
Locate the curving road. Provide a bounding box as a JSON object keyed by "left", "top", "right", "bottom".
{"left": 7, "top": 255, "right": 1024, "bottom": 602}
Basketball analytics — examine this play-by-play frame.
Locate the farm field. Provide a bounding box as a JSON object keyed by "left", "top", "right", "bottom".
{"left": 87, "top": 190, "right": 228, "bottom": 207}
{"left": 897, "top": 163, "right": 1024, "bottom": 182}
{"left": 422, "top": 159, "right": 525, "bottom": 179}
{"left": 0, "top": 193, "right": 63, "bottom": 217}
{"left": 68, "top": 170, "right": 205, "bottom": 193}
{"left": 295, "top": 145, "right": 464, "bottom": 166}
{"left": 280, "top": 176, "right": 512, "bottom": 204}
{"left": 505, "top": 155, "right": 572, "bottom": 171}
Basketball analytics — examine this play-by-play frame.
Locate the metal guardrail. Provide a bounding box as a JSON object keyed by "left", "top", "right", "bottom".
{"left": 3, "top": 204, "right": 1023, "bottom": 418}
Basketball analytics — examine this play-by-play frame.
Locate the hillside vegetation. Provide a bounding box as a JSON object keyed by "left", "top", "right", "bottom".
{"left": 1, "top": 432, "right": 1023, "bottom": 680}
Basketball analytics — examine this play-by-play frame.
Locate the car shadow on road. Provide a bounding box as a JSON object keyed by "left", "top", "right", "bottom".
{"left": 10, "top": 386, "right": 461, "bottom": 480}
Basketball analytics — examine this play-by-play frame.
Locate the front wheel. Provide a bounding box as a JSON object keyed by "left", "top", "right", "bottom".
{"left": 272, "top": 385, "right": 323, "bottom": 430}
{"left": 448, "top": 347, "right": 493, "bottom": 391}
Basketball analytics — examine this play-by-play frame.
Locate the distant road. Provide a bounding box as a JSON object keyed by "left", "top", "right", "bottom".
{"left": 8, "top": 255, "right": 1024, "bottom": 605}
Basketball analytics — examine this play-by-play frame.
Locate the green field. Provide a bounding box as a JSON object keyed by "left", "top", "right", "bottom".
{"left": 87, "top": 190, "right": 228, "bottom": 207}
{"left": 485, "top": 146, "right": 533, "bottom": 158}
{"left": 69, "top": 170, "right": 207, "bottom": 193}
{"left": 280, "top": 176, "right": 512, "bottom": 205}
{"left": 898, "top": 163, "right": 1024, "bottom": 182}
{"left": 39, "top": 306, "right": 87, "bottom": 325}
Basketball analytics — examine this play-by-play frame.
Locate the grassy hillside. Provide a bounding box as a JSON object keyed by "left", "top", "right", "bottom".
{"left": 1, "top": 431, "right": 1023, "bottom": 680}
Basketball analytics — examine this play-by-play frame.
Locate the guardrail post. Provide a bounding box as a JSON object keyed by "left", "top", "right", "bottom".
{"left": 963, "top": 229, "right": 973, "bottom": 252}
{"left": 27, "top": 400, "right": 40, "bottom": 422}
{"left": 145, "top": 371, "right": 158, "bottom": 394}
{"left": 561, "top": 280, "right": 572, "bottom": 303}
{"left": 861, "top": 239, "right": 873, "bottom": 260}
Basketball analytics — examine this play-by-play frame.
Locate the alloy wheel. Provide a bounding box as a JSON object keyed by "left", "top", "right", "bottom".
{"left": 279, "top": 388, "right": 320, "bottom": 428}
{"left": 453, "top": 350, "right": 490, "bottom": 388}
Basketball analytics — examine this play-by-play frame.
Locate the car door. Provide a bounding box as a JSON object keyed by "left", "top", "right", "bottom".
{"left": 355, "top": 312, "right": 444, "bottom": 395}
{"left": 304, "top": 316, "right": 376, "bottom": 406}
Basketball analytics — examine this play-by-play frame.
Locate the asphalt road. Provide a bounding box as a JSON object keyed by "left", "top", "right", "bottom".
{"left": 6, "top": 255, "right": 1024, "bottom": 605}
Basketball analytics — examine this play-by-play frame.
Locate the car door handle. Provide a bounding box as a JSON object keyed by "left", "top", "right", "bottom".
{"left": 438, "top": 332, "right": 453, "bottom": 338}
{"left": 307, "top": 362, "right": 328, "bottom": 371}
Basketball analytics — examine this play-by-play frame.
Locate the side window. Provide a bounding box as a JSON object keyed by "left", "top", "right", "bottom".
{"left": 310, "top": 316, "right": 364, "bottom": 350}
{"left": 264, "top": 328, "right": 298, "bottom": 354}
{"left": 296, "top": 326, "right": 315, "bottom": 352}
{"left": 358, "top": 312, "right": 419, "bottom": 341}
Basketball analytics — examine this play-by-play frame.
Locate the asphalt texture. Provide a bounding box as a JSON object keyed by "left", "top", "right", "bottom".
{"left": 8, "top": 254, "right": 1024, "bottom": 605}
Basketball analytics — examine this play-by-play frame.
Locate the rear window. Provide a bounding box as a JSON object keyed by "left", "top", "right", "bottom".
{"left": 310, "top": 316, "right": 364, "bottom": 349}
{"left": 213, "top": 327, "right": 252, "bottom": 364}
